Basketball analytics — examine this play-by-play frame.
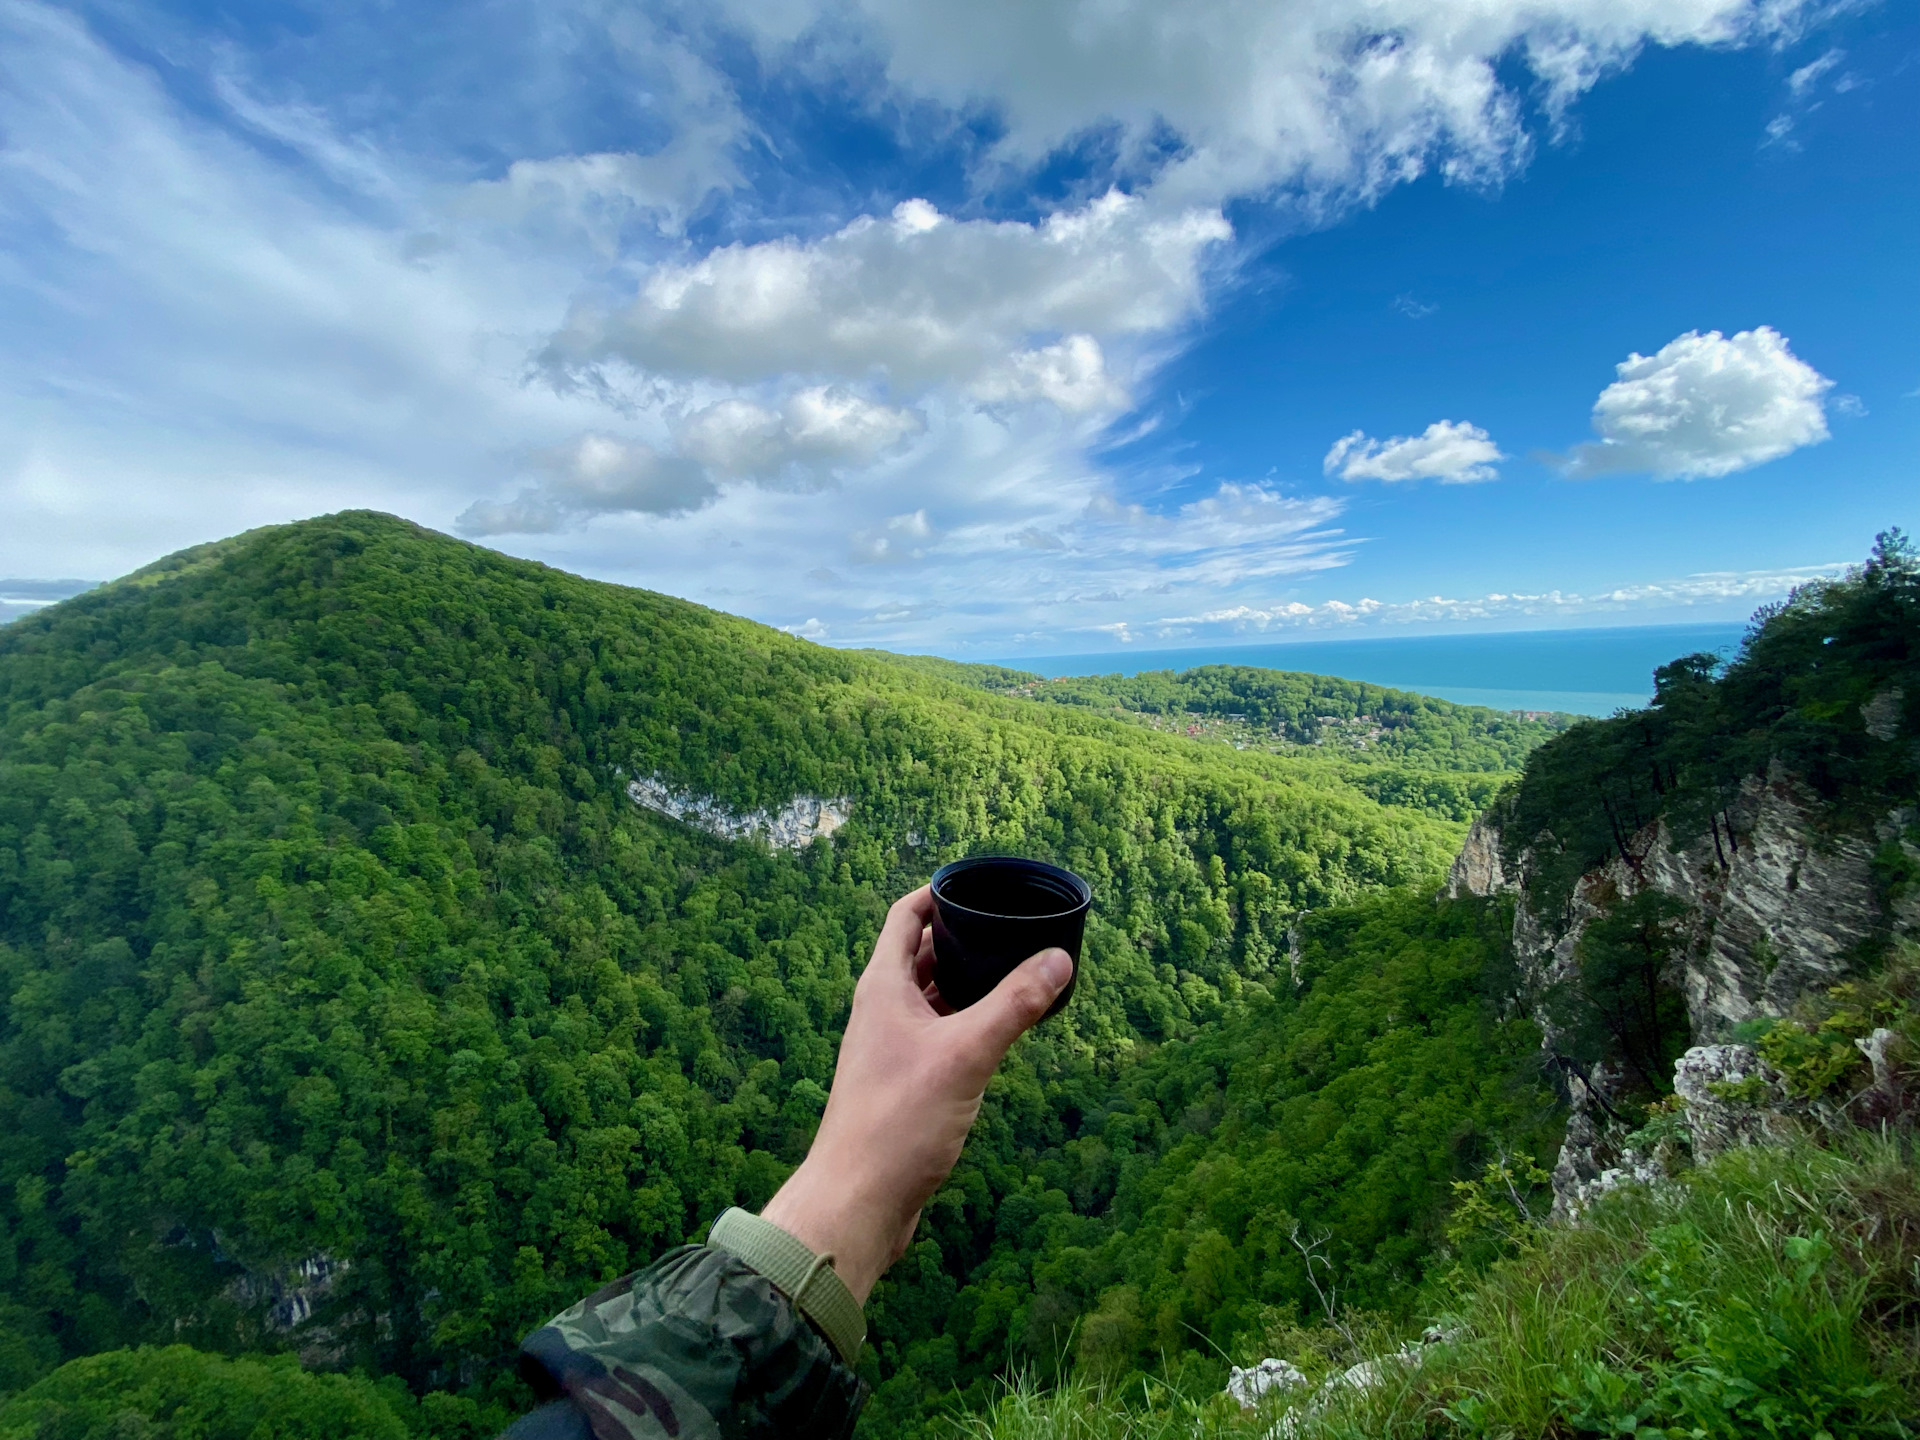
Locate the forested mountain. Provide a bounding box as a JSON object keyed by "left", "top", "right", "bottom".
{"left": 960, "top": 536, "right": 1920, "bottom": 1439}
{"left": 870, "top": 656, "right": 1576, "bottom": 824}
{"left": 0, "top": 513, "right": 1556, "bottom": 1433}
{"left": 993, "top": 665, "right": 1573, "bottom": 769}
{"left": 4, "top": 515, "right": 1911, "bottom": 1439}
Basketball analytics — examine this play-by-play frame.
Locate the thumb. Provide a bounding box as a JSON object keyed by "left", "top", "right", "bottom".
{"left": 956, "top": 947, "right": 1074, "bottom": 1062}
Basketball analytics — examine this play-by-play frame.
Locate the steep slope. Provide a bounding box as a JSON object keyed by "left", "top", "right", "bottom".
{"left": 7, "top": 521, "right": 1913, "bottom": 1438}
{"left": 879, "top": 661, "right": 1574, "bottom": 823}
{"left": 888, "top": 890, "right": 1558, "bottom": 1410}
{"left": 943, "top": 535, "right": 1920, "bottom": 1440}
{"left": 0, "top": 512, "right": 1524, "bottom": 1410}
{"left": 1448, "top": 530, "right": 1919, "bottom": 1210}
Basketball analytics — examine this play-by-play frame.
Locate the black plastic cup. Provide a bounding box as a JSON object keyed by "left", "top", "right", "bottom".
{"left": 929, "top": 856, "right": 1091, "bottom": 1019}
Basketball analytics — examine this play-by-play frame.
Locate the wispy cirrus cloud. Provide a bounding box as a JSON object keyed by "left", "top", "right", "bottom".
{"left": 0, "top": 0, "right": 1869, "bottom": 652}
{"left": 1763, "top": 46, "right": 1860, "bottom": 147}
{"left": 1126, "top": 561, "right": 1848, "bottom": 643}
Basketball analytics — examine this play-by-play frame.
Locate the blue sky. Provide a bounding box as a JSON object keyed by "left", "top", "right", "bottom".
{"left": 0, "top": 0, "right": 1913, "bottom": 655}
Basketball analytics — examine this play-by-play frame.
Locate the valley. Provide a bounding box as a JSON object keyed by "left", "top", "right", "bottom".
{"left": 0, "top": 514, "right": 1914, "bottom": 1438}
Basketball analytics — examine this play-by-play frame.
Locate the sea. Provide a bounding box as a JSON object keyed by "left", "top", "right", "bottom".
{"left": 994, "top": 622, "right": 1751, "bottom": 718}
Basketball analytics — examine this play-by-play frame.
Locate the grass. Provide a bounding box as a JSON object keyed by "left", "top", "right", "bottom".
{"left": 961, "top": 1133, "right": 1920, "bottom": 1439}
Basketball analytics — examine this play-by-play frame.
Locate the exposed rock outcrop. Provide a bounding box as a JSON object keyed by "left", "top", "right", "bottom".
{"left": 1228, "top": 1357, "right": 1307, "bottom": 1408}
{"left": 1856, "top": 1026, "right": 1911, "bottom": 1124}
{"left": 1671, "top": 1043, "right": 1791, "bottom": 1160}
{"left": 1461, "top": 766, "right": 1887, "bottom": 1042}
{"left": 224, "top": 1251, "right": 352, "bottom": 1363}
{"left": 1454, "top": 765, "right": 1911, "bottom": 1217}
{"left": 626, "top": 775, "right": 851, "bottom": 851}
{"left": 1233, "top": 1326, "right": 1459, "bottom": 1433}
{"left": 1444, "top": 813, "right": 1511, "bottom": 901}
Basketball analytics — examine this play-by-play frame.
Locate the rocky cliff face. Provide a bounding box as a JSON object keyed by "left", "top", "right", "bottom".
{"left": 1452, "top": 764, "right": 1905, "bottom": 1039}
{"left": 624, "top": 773, "right": 851, "bottom": 851}
{"left": 1450, "top": 764, "right": 1917, "bottom": 1215}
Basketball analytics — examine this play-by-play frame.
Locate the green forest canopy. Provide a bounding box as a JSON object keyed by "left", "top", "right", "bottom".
{"left": 0, "top": 513, "right": 1568, "bottom": 1431}
{"left": 3, "top": 516, "right": 1914, "bottom": 1437}
{"left": 1492, "top": 528, "right": 1919, "bottom": 923}
{"left": 995, "top": 664, "right": 1572, "bottom": 769}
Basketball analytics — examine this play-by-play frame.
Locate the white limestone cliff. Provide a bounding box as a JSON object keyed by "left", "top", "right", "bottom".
{"left": 625, "top": 774, "right": 851, "bottom": 851}
{"left": 1449, "top": 765, "right": 1916, "bottom": 1217}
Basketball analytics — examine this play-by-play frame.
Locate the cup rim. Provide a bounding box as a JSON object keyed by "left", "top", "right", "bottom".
{"left": 930, "top": 855, "right": 1092, "bottom": 922}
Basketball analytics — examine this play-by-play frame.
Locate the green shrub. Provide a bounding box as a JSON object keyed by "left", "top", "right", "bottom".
{"left": 0, "top": 1345, "right": 501, "bottom": 1439}
{"left": 1760, "top": 942, "right": 1920, "bottom": 1105}
{"left": 964, "top": 1135, "right": 1920, "bottom": 1439}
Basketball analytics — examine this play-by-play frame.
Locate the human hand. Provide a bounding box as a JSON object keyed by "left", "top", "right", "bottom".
{"left": 759, "top": 884, "right": 1074, "bottom": 1304}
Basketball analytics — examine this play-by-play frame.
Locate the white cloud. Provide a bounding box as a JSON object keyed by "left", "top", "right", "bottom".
{"left": 970, "top": 334, "right": 1127, "bottom": 414}
{"left": 1764, "top": 46, "right": 1856, "bottom": 147}
{"left": 460, "top": 149, "right": 731, "bottom": 252}
{"left": 1325, "top": 420, "right": 1505, "bottom": 484}
{"left": 676, "top": 387, "right": 922, "bottom": 480}
{"left": 1563, "top": 326, "right": 1833, "bottom": 480}
{"left": 1788, "top": 47, "right": 1846, "bottom": 97}
{"left": 458, "top": 434, "right": 715, "bottom": 535}
{"left": 0, "top": 0, "right": 1864, "bottom": 657}
{"left": 0, "top": 1, "right": 759, "bottom": 569}
{"left": 545, "top": 193, "right": 1229, "bottom": 401}
{"left": 850, "top": 508, "right": 936, "bottom": 564}
{"left": 1144, "top": 561, "right": 1846, "bottom": 638}
{"left": 726, "top": 0, "right": 1831, "bottom": 210}
{"left": 455, "top": 44, "right": 747, "bottom": 243}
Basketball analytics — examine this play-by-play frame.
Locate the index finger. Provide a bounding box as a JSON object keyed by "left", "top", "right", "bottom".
{"left": 873, "top": 885, "right": 936, "bottom": 975}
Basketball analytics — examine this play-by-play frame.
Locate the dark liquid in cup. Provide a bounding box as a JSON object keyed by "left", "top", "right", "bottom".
{"left": 930, "top": 857, "right": 1091, "bottom": 1018}
{"left": 936, "top": 864, "right": 1083, "bottom": 918}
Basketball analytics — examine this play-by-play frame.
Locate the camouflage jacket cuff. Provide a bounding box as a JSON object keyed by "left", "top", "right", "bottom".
{"left": 707, "top": 1207, "right": 865, "bottom": 1365}
{"left": 517, "top": 1245, "right": 867, "bottom": 1440}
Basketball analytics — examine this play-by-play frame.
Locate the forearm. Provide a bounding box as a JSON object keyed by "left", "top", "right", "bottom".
{"left": 759, "top": 1157, "right": 907, "bottom": 1306}
{"left": 505, "top": 884, "right": 1070, "bottom": 1440}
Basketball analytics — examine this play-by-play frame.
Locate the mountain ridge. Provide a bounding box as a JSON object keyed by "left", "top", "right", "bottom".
{"left": 0, "top": 511, "right": 1540, "bottom": 1428}
{"left": 9, "top": 514, "right": 1910, "bottom": 1436}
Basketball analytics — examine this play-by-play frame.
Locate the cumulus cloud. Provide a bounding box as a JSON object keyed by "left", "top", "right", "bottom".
{"left": 545, "top": 193, "right": 1230, "bottom": 398}
{"left": 455, "top": 44, "right": 747, "bottom": 244}
{"left": 0, "top": 0, "right": 1863, "bottom": 655}
{"left": 1325, "top": 420, "right": 1505, "bottom": 484}
{"left": 458, "top": 435, "right": 714, "bottom": 535}
{"left": 971, "top": 334, "right": 1128, "bottom": 414}
{"left": 676, "top": 387, "right": 922, "bottom": 480}
{"left": 725, "top": 0, "right": 1830, "bottom": 209}
{"left": 1563, "top": 327, "right": 1834, "bottom": 480}
{"left": 456, "top": 379, "right": 925, "bottom": 533}
{"left": 460, "top": 149, "right": 731, "bottom": 251}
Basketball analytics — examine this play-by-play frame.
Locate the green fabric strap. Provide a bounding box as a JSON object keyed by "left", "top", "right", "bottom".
{"left": 708, "top": 1207, "right": 866, "bottom": 1366}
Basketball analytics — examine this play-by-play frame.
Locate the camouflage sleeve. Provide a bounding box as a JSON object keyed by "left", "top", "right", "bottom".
{"left": 505, "top": 1244, "right": 868, "bottom": 1440}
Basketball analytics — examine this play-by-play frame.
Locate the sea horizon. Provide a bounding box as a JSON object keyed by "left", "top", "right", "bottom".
{"left": 980, "top": 621, "right": 1752, "bottom": 717}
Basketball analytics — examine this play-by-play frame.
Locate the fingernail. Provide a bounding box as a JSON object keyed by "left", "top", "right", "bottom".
{"left": 1037, "top": 948, "right": 1073, "bottom": 994}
